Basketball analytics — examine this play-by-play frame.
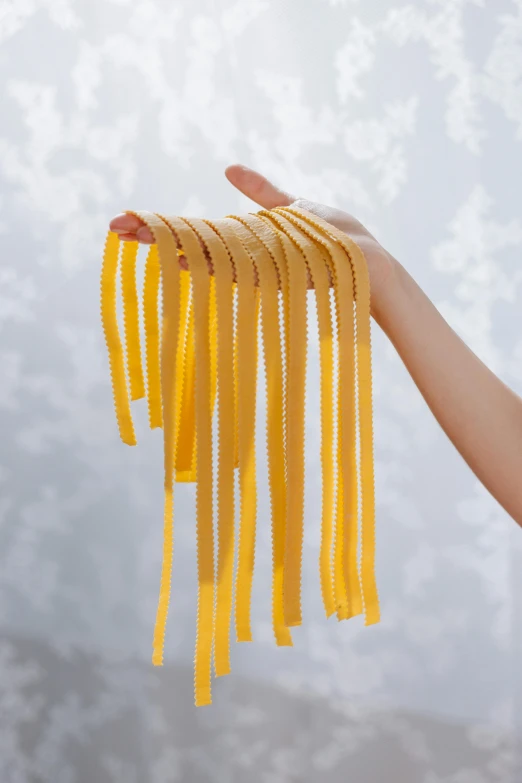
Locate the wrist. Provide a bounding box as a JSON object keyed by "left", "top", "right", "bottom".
{"left": 369, "top": 254, "right": 405, "bottom": 328}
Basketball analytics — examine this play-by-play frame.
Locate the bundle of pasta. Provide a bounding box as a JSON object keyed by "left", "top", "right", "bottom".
{"left": 100, "top": 206, "right": 380, "bottom": 707}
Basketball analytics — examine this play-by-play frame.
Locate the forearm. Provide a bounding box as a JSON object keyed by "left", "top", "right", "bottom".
{"left": 372, "top": 260, "right": 522, "bottom": 526}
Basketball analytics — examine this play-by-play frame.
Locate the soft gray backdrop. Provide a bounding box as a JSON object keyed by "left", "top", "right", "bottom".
{"left": 1, "top": 0, "right": 522, "bottom": 780}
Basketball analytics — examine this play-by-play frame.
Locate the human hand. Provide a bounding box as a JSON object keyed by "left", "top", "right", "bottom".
{"left": 109, "top": 164, "right": 398, "bottom": 316}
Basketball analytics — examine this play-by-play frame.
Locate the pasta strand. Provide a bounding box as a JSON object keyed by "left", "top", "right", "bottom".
{"left": 101, "top": 205, "right": 380, "bottom": 708}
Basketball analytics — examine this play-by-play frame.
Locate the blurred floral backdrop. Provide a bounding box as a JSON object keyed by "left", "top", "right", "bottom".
{"left": 1, "top": 0, "right": 522, "bottom": 780}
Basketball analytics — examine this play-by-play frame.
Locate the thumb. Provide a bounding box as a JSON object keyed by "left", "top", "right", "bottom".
{"left": 224, "top": 164, "right": 296, "bottom": 209}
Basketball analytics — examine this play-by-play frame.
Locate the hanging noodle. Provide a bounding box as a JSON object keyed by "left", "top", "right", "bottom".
{"left": 100, "top": 206, "right": 380, "bottom": 707}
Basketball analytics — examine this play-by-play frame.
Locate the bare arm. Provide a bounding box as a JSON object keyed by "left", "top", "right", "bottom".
{"left": 373, "top": 259, "right": 522, "bottom": 526}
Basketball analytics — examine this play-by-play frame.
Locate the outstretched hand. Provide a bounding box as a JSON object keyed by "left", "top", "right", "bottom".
{"left": 109, "top": 164, "right": 397, "bottom": 313}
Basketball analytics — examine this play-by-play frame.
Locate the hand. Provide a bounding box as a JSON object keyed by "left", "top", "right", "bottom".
{"left": 109, "top": 164, "right": 398, "bottom": 316}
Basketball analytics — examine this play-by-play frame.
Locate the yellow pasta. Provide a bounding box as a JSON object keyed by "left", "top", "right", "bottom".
{"left": 100, "top": 206, "right": 379, "bottom": 707}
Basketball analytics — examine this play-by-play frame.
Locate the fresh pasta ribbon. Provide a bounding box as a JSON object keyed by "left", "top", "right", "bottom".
{"left": 123, "top": 212, "right": 183, "bottom": 671}
{"left": 158, "top": 214, "right": 216, "bottom": 707}
{"left": 254, "top": 216, "right": 308, "bottom": 629}
{"left": 211, "top": 218, "right": 259, "bottom": 645}
{"left": 247, "top": 217, "right": 293, "bottom": 641}
{"left": 277, "top": 206, "right": 378, "bottom": 625}
{"left": 175, "top": 276, "right": 217, "bottom": 483}
{"left": 121, "top": 240, "right": 145, "bottom": 402}
{"left": 224, "top": 214, "right": 292, "bottom": 647}
{"left": 143, "top": 244, "right": 163, "bottom": 431}
{"left": 180, "top": 217, "right": 236, "bottom": 680}
{"left": 174, "top": 289, "right": 196, "bottom": 481}
{"left": 257, "top": 216, "right": 337, "bottom": 621}
{"left": 260, "top": 211, "right": 333, "bottom": 625}
{"left": 100, "top": 204, "right": 379, "bottom": 708}
{"left": 272, "top": 210, "right": 361, "bottom": 620}
{"left": 101, "top": 230, "right": 137, "bottom": 447}
{"left": 271, "top": 210, "right": 357, "bottom": 621}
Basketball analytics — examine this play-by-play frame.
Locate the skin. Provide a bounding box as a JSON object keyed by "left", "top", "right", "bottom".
{"left": 110, "top": 163, "right": 522, "bottom": 528}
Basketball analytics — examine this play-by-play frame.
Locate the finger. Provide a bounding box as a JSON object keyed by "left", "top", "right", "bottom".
{"left": 136, "top": 225, "right": 155, "bottom": 244}
{"left": 224, "top": 164, "right": 296, "bottom": 209}
{"left": 110, "top": 215, "right": 158, "bottom": 244}
{"left": 112, "top": 230, "right": 188, "bottom": 271}
{"left": 109, "top": 213, "right": 144, "bottom": 234}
